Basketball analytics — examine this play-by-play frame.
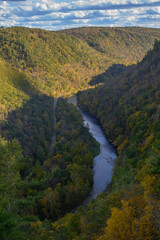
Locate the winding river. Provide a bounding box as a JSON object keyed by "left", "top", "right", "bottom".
{"left": 82, "top": 111, "right": 117, "bottom": 199}
{"left": 68, "top": 97, "right": 117, "bottom": 200}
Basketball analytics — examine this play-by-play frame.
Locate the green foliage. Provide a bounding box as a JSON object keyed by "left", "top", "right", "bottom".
{"left": 0, "top": 58, "right": 30, "bottom": 117}
{"left": 39, "top": 99, "right": 99, "bottom": 220}
{"left": 0, "top": 27, "right": 108, "bottom": 97}
{"left": 0, "top": 97, "right": 99, "bottom": 237}
{"left": 1, "top": 27, "right": 160, "bottom": 239}
{"left": 76, "top": 39, "right": 160, "bottom": 239}
{"left": 1, "top": 27, "right": 160, "bottom": 97}
{"left": 0, "top": 212, "right": 27, "bottom": 240}
{"left": 61, "top": 27, "right": 160, "bottom": 64}
{"left": 0, "top": 137, "right": 22, "bottom": 213}
{"left": 0, "top": 138, "right": 28, "bottom": 239}
{"left": 1, "top": 94, "right": 53, "bottom": 163}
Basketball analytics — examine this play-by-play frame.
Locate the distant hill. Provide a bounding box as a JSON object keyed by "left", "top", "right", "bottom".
{"left": 1, "top": 27, "right": 160, "bottom": 98}
{"left": 61, "top": 27, "right": 160, "bottom": 63}
{"left": 0, "top": 27, "right": 107, "bottom": 97}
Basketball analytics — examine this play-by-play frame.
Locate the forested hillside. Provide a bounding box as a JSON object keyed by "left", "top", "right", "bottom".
{"left": 23, "top": 38, "right": 160, "bottom": 240}
{"left": 61, "top": 27, "right": 160, "bottom": 64}
{"left": 0, "top": 98, "right": 99, "bottom": 239}
{"left": 0, "top": 32, "right": 99, "bottom": 238}
{"left": 76, "top": 39, "right": 160, "bottom": 239}
{"left": 1, "top": 27, "right": 160, "bottom": 97}
{"left": 0, "top": 27, "right": 105, "bottom": 97}
{"left": 0, "top": 26, "right": 160, "bottom": 239}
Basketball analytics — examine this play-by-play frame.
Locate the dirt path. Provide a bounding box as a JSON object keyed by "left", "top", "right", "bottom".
{"left": 50, "top": 98, "right": 57, "bottom": 152}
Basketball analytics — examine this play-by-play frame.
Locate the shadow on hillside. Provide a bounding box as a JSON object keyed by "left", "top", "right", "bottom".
{"left": 89, "top": 64, "right": 132, "bottom": 86}
{"left": 1, "top": 63, "right": 133, "bottom": 166}
{"left": 1, "top": 93, "right": 54, "bottom": 164}
{"left": 7, "top": 66, "right": 41, "bottom": 96}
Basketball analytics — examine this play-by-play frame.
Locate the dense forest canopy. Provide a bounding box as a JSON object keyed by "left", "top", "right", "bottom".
{"left": 76, "top": 39, "right": 160, "bottom": 240}
{"left": 60, "top": 27, "right": 160, "bottom": 62}
{"left": 0, "top": 26, "right": 160, "bottom": 239}
{"left": 1, "top": 26, "right": 160, "bottom": 97}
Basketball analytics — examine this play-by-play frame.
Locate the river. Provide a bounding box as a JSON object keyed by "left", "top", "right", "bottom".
{"left": 82, "top": 111, "right": 117, "bottom": 199}
{"left": 68, "top": 97, "right": 117, "bottom": 200}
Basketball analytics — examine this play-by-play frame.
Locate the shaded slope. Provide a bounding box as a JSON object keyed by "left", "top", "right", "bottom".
{"left": 78, "top": 39, "right": 160, "bottom": 144}
{"left": 0, "top": 57, "right": 54, "bottom": 162}
{"left": 0, "top": 27, "right": 108, "bottom": 97}
{"left": 1, "top": 27, "right": 160, "bottom": 239}
{"left": 39, "top": 38, "right": 160, "bottom": 240}
{"left": 0, "top": 50, "right": 99, "bottom": 229}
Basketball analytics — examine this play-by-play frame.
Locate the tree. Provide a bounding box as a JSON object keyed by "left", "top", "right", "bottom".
{"left": 97, "top": 196, "right": 158, "bottom": 240}
{"left": 0, "top": 137, "right": 22, "bottom": 213}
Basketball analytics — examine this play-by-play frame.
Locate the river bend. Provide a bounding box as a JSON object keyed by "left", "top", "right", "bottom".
{"left": 68, "top": 97, "right": 117, "bottom": 199}
{"left": 81, "top": 111, "right": 117, "bottom": 199}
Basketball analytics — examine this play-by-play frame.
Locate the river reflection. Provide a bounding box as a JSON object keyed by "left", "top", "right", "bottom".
{"left": 67, "top": 97, "right": 117, "bottom": 199}
{"left": 81, "top": 111, "right": 117, "bottom": 199}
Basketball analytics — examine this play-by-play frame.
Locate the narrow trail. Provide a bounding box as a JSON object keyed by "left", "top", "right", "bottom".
{"left": 50, "top": 98, "right": 57, "bottom": 152}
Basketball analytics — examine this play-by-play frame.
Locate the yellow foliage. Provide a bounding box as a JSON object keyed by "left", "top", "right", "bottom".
{"left": 137, "top": 162, "right": 158, "bottom": 196}
{"left": 152, "top": 145, "right": 160, "bottom": 154}
{"left": 117, "top": 137, "right": 129, "bottom": 154}
{"left": 31, "top": 220, "right": 55, "bottom": 240}
{"left": 97, "top": 197, "right": 157, "bottom": 240}
{"left": 30, "top": 221, "right": 42, "bottom": 228}
{"left": 141, "top": 174, "right": 158, "bottom": 196}
{"left": 140, "top": 133, "right": 154, "bottom": 153}
{"left": 135, "top": 110, "right": 141, "bottom": 118}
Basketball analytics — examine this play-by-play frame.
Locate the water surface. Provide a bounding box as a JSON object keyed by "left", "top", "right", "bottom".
{"left": 68, "top": 97, "right": 117, "bottom": 199}
{"left": 81, "top": 111, "right": 117, "bottom": 199}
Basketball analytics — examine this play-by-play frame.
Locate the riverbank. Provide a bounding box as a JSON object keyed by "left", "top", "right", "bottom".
{"left": 67, "top": 96, "right": 117, "bottom": 200}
